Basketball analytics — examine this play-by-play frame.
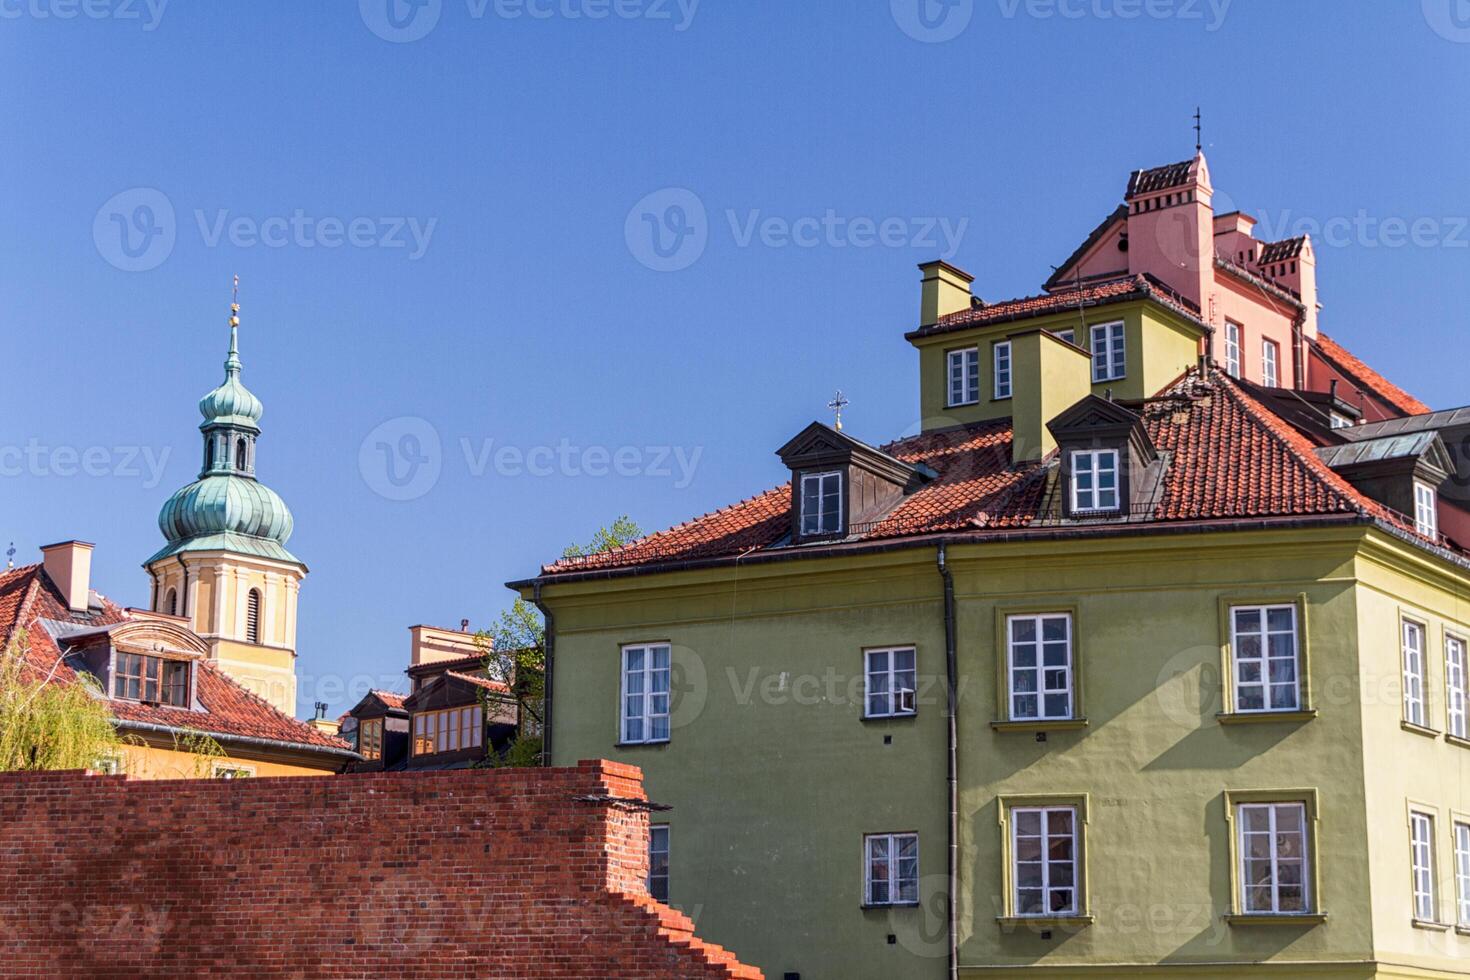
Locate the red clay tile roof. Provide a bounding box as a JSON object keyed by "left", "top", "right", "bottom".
{"left": 444, "top": 670, "right": 512, "bottom": 695}
{"left": 369, "top": 690, "right": 407, "bottom": 709}
{"left": 1311, "top": 332, "right": 1432, "bottom": 417}
{"left": 906, "top": 274, "right": 1202, "bottom": 342}
{"left": 1257, "top": 237, "right": 1307, "bottom": 264}
{"left": 1, "top": 565, "right": 350, "bottom": 753}
{"left": 1127, "top": 159, "right": 1195, "bottom": 197}
{"left": 540, "top": 369, "right": 1437, "bottom": 577}
{"left": 406, "top": 653, "right": 484, "bottom": 675}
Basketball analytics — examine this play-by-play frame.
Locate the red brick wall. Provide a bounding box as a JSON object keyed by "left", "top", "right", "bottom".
{"left": 0, "top": 760, "right": 760, "bottom": 979}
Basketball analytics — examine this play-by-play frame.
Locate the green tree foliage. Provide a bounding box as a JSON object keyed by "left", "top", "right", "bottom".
{"left": 482, "top": 517, "right": 642, "bottom": 767}
{"left": 0, "top": 629, "right": 123, "bottom": 773}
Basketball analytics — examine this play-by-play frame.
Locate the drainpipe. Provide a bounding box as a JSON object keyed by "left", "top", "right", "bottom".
{"left": 532, "top": 580, "right": 555, "bottom": 767}
{"left": 937, "top": 544, "right": 959, "bottom": 980}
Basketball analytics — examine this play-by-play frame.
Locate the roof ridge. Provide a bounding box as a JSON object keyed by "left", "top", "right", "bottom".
{"left": 196, "top": 660, "right": 344, "bottom": 745}
{"left": 1209, "top": 372, "right": 1374, "bottom": 514}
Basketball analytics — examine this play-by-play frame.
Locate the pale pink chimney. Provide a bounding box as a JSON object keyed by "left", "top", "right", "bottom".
{"left": 1124, "top": 152, "right": 1215, "bottom": 311}
{"left": 40, "top": 540, "right": 93, "bottom": 613}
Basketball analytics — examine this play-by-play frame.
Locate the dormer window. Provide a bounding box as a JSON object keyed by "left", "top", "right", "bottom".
{"left": 800, "top": 471, "right": 843, "bottom": 537}
{"left": 1415, "top": 482, "right": 1438, "bottom": 539}
{"left": 947, "top": 347, "right": 979, "bottom": 407}
{"left": 113, "top": 652, "right": 189, "bottom": 706}
{"left": 1070, "top": 449, "right": 1120, "bottom": 514}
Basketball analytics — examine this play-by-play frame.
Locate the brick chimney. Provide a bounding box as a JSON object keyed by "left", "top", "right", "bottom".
{"left": 40, "top": 541, "right": 94, "bottom": 613}
{"left": 918, "top": 260, "right": 975, "bottom": 326}
{"left": 1007, "top": 330, "right": 1093, "bottom": 465}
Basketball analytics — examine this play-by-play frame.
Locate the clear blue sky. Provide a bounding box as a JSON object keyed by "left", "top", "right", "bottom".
{"left": 4, "top": 2, "right": 1468, "bottom": 715}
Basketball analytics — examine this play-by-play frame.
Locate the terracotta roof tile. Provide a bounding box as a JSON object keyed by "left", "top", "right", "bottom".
{"left": 1257, "top": 237, "right": 1307, "bottom": 264}
{"left": 540, "top": 369, "right": 1442, "bottom": 577}
{"left": 1312, "top": 332, "right": 1432, "bottom": 417}
{"left": 1127, "top": 159, "right": 1195, "bottom": 197}
{"left": 906, "top": 274, "right": 1201, "bottom": 342}
{"left": 1, "top": 566, "right": 349, "bottom": 752}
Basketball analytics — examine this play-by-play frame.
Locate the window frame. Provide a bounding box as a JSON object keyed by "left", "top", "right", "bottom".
{"left": 1223, "top": 790, "right": 1323, "bottom": 923}
{"left": 992, "top": 340, "right": 1012, "bottom": 400}
{"left": 1415, "top": 482, "right": 1438, "bottom": 540}
{"left": 1447, "top": 632, "right": 1468, "bottom": 741}
{"left": 863, "top": 831, "right": 920, "bottom": 908}
{"left": 863, "top": 646, "right": 918, "bottom": 719}
{"left": 1456, "top": 819, "right": 1470, "bottom": 927}
{"left": 1262, "top": 339, "right": 1279, "bottom": 388}
{"left": 649, "top": 824, "right": 671, "bottom": 903}
{"left": 620, "top": 642, "right": 673, "bottom": 745}
{"left": 1218, "top": 595, "right": 1313, "bottom": 722}
{"left": 358, "top": 717, "right": 384, "bottom": 761}
{"left": 112, "top": 651, "right": 191, "bottom": 707}
{"left": 1403, "top": 618, "right": 1429, "bottom": 729}
{"left": 1069, "top": 448, "right": 1121, "bottom": 514}
{"left": 411, "top": 704, "right": 484, "bottom": 756}
{"left": 1004, "top": 613, "right": 1075, "bottom": 723}
{"left": 211, "top": 761, "right": 255, "bottom": 779}
{"left": 1224, "top": 320, "right": 1242, "bottom": 378}
{"left": 798, "top": 470, "right": 844, "bottom": 539}
{"left": 245, "top": 588, "right": 262, "bottom": 644}
{"left": 1089, "top": 321, "right": 1125, "bottom": 383}
{"left": 1228, "top": 604, "right": 1302, "bottom": 714}
{"left": 946, "top": 346, "right": 980, "bottom": 407}
{"left": 1235, "top": 802, "right": 1311, "bottom": 915}
{"left": 997, "top": 794, "right": 1090, "bottom": 923}
{"left": 1410, "top": 808, "right": 1439, "bottom": 924}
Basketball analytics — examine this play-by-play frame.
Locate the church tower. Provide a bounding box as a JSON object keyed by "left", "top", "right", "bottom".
{"left": 145, "top": 286, "right": 305, "bottom": 715}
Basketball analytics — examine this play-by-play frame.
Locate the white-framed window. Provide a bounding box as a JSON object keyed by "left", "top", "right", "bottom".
{"left": 947, "top": 347, "right": 980, "bottom": 406}
{"left": 1448, "top": 634, "right": 1468, "bottom": 740}
{"left": 621, "top": 643, "right": 671, "bottom": 744}
{"left": 211, "top": 762, "right": 255, "bottom": 779}
{"left": 1403, "top": 620, "right": 1427, "bottom": 728}
{"left": 1262, "top": 339, "right": 1279, "bottom": 388}
{"left": 1329, "top": 413, "right": 1352, "bottom": 430}
{"left": 1055, "top": 328, "right": 1076, "bottom": 345}
{"left": 1070, "top": 449, "right": 1120, "bottom": 514}
{"left": 864, "top": 832, "right": 919, "bottom": 906}
{"left": 649, "top": 825, "right": 670, "bottom": 902}
{"left": 1011, "top": 806, "right": 1079, "bottom": 916}
{"left": 1230, "top": 605, "right": 1300, "bottom": 713}
{"left": 1456, "top": 821, "right": 1470, "bottom": 926}
{"left": 1224, "top": 321, "right": 1242, "bottom": 378}
{"left": 1237, "top": 802, "right": 1309, "bottom": 914}
{"left": 993, "top": 341, "right": 1012, "bottom": 399}
{"left": 1090, "top": 321, "right": 1125, "bottom": 382}
{"left": 865, "top": 647, "right": 917, "bottom": 718}
{"left": 1007, "top": 614, "right": 1073, "bottom": 721}
{"left": 799, "top": 471, "right": 843, "bottom": 537}
{"left": 1415, "top": 482, "right": 1438, "bottom": 539}
{"left": 1411, "top": 810, "right": 1437, "bottom": 922}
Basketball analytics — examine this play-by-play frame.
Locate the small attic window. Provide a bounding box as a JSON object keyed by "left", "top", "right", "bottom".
{"left": 1415, "top": 482, "right": 1438, "bottom": 539}
{"left": 114, "top": 652, "right": 190, "bottom": 707}
{"left": 1070, "top": 449, "right": 1120, "bottom": 514}
{"left": 800, "top": 471, "right": 843, "bottom": 537}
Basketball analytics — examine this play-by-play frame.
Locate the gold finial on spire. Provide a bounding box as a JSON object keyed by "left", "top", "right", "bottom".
{"left": 230, "top": 274, "right": 240, "bottom": 328}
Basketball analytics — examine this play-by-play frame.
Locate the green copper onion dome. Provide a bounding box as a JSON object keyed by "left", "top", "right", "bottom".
{"left": 147, "top": 288, "right": 300, "bottom": 567}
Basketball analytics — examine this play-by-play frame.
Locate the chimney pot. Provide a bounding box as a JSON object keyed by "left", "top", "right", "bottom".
{"left": 40, "top": 541, "right": 94, "bottom": 613}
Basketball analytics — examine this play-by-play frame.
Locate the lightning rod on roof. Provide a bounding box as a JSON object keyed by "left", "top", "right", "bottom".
{"left": 5, "top": 543, "right": 13, "bottom": 569}
{"left": 1194, "top": 107, "right": 1202, "bottom": 153}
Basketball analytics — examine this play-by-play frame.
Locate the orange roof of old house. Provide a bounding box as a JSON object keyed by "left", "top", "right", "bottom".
{"left": 0, "top": 565, "right": 350, "bottom": 752}
{"left": 1311, "top": 332, "right": 1432, "bottom": 417}
{"left": 539, "top": 369, "right": 1435, "bottom": 578}
{"left": 906, "top": 273, "right": 1202, "bottom": 342}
